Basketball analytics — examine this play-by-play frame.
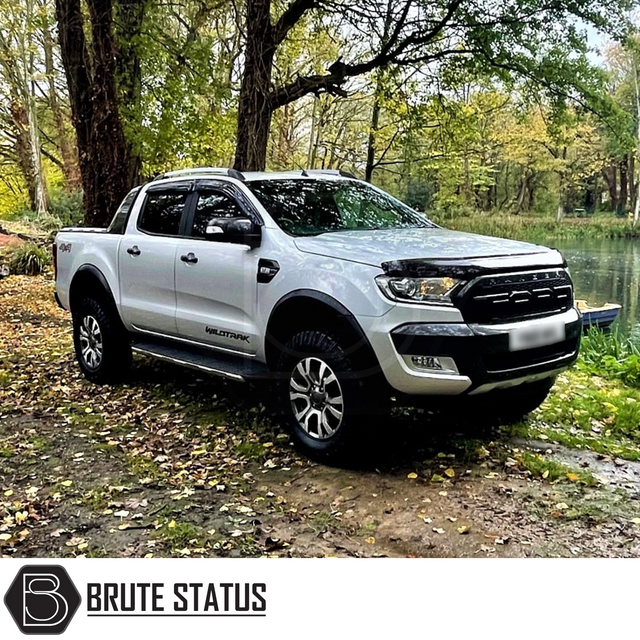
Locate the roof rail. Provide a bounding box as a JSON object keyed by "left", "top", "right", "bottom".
{"left": 300, "top": 169, "right": 357, "bottom": 179}
{"left": 152, "top": 167, "right": 245, "bottom": 182}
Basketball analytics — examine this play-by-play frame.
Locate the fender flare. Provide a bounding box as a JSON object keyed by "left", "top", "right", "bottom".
{"left": 266, "top": 289, "right": 379, "bottom": 370}
{"left": 69, "top": 264, "right": 116, "bottom": 311}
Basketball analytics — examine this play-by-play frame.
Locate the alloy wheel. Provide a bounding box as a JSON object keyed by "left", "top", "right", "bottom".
{"left": 78, "top": 315, "right": 103, "bottom": 370}
{"left": 289, "top": 356, "right": 344, "bottom": 439}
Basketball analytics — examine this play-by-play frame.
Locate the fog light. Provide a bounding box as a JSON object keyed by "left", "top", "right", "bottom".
{"left": 411, "top": 356, "right": 443, "bottom": 370}
{"left": 404, "top": 355, "right": 459, "bottom": 374}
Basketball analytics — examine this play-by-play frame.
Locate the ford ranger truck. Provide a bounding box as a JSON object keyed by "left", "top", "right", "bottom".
{"left": 54, "top": 168, "right": 580, "bottom": 458}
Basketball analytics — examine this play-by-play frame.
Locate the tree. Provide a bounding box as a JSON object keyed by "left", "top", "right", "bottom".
{"left": 55, "top": 0, "right": 143, "bottom": 226}
{"left": 41, "top": 4, "right": 81, "bottom": 192}
{"left": 233, "top": 0, "right": 632, "bottom": 172}
{"left": 0, "top": 0, "right": 48, "bottom": 213}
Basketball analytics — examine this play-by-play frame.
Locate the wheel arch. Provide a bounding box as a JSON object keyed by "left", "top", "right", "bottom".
{"left": 264, "top": 289, "right": 380, "bottom": 373}
{"left": 69, "top": 264, "right": 118, "bottom": 315}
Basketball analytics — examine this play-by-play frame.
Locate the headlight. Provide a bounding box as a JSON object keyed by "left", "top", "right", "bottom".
{"left": 376, "top": 275, "right": 462, "bottom": 304}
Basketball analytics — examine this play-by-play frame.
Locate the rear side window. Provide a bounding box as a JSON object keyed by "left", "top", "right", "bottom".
{"left": 138, "top": 191, "right": 188, "bottom": 236}
{"left": 191, "top": 191, "right": 243, "bottom": 238}
{"left": 108, "top": 188, "right": 140, "bottom": 234}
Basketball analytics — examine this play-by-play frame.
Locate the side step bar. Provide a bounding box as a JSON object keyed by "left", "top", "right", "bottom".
{"left": 131, "top": 337, "right": 270, "bottom": 382}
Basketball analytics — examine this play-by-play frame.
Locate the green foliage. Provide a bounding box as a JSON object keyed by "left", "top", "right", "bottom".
{"left": 579, "top": 329, "right": 640, "bottom": 387}
{"left": 517, "top": 451, "right": 596, "bottom": 485}
{"left": 48, "top": 190, "right": 83, "bottom": 227}
{"left": 6, "top": 243, "right": 51, "bottom": 276}
{"left": 430, "top": 211, "right": 640, "bottom": 242}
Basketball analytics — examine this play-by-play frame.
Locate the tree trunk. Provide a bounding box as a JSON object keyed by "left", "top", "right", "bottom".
{"left": 114, "top": 0, "right": 145, "bottom": 185}
{"left": 619, "top": 156, "right": 628, "bottom": 215}
{"left": 10, "top": 99, "right": 38, "bottom": 209}
{"left": 630, "top": 153, "right": 636, "bottom": 215}
{"left": 42, "top": 21, "right": 81, "bottom": 191}
{"left": 634, "top": 59, "right": 640, "bottom": 227}
{"left": 56, "top": 0, "right": 132, "bottom": 226}
{"left": 365, "top": 73, "right": 382, "bottom": 183}
{"left": 233, "top": 0, "right": 275, "bottom": 171}
{"left": 21, "top": 0, "right": 48, "bottom": 213}
{"left": 307, "top": 97, "right": 317, "bottom": 169}
{"left": 602, "top": 165, "right": 618, "bottom": 213}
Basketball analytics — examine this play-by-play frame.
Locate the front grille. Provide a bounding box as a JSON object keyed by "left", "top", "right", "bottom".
{"left": 454, "top": 269, "right": 573, "bottom": 324}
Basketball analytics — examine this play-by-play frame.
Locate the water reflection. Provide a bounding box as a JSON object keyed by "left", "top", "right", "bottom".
{"left": 552, "top": 238, "right": 640, "bottom": 337}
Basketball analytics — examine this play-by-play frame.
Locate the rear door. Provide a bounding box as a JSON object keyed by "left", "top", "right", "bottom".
{"left": 118, "top": 182, "right": 193, "bottom": 335}
{"left": 174, "top": 181, "right": 260, "bottom": 354}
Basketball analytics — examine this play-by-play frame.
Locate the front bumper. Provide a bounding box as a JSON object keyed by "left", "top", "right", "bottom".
{"left": 367, "top": 307, "right": 581, "bottom": 396}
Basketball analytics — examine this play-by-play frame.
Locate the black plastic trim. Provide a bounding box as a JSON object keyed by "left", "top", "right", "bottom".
{"left": 266, "top": 289, "right": 381, "bottom": 373}
{"left": 192, "top": 179, "right": 264, "bottom": 228}
{"left": 257, "top": 259, "right": 280, "bottom": 283}
{"left": 391, "top": 318, "right": 581, "bottom": 389}
{"left": 381, "top": 251, "right": 567, "bottom": 279}
{"left": 137, "top": 181, "right": 194, "bottom": 238}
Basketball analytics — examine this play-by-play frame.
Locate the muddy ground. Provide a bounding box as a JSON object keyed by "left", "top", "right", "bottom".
{"left": 1, "top": 275, "right": 640, "bottom": 558}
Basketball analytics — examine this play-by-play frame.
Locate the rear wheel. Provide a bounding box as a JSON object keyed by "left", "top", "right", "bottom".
{"left": 277, "top": 330, "right": 386, "bottom": 461}
{"left": 72, "top": 297, "right": 131, "bottom": 384}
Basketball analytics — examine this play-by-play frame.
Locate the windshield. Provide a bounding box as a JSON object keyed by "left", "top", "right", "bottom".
{"left": 247, "top": 179, "right": 433, "bottom": 236}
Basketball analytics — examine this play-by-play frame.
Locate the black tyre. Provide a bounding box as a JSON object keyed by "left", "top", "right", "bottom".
{"left": 72, "top": 296, "right": 131, "bottom": 384}
{"left": 474, "top": 377, "right": 555, "bottom": 424}
{"left": 277, "top": 330, "right": 386, "bottom": 461}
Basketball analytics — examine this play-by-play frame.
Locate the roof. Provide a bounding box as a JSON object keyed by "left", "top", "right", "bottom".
{"left": 150, "top": 168, "right": 357, "bottom": 184}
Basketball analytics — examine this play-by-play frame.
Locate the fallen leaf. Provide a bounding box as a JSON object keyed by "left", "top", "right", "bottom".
{"left": 407, "top": 472, "right": 418, "bottom": 479}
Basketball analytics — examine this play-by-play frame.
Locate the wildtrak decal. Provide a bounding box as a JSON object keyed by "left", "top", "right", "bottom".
{"left": 205, "top": 326, "right": 250, "bottom": 343}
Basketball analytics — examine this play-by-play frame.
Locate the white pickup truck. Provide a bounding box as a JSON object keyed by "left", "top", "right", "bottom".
{"left": 54, "top": 168, "right": 581, "bottom": 458}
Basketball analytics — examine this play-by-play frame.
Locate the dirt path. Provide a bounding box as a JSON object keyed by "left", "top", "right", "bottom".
{"left": 1, "top": 275, "right": 640, "bottom": 558}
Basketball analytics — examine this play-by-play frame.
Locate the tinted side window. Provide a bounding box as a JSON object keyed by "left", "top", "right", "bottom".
{"left": 138, "top": 191, "right": 187, "bottom": 236}
{"left": 191, "top": 191, "right": 243, "bottom": 238}
{"left": 108, "top": 188, "right": 140, "bottom": 234}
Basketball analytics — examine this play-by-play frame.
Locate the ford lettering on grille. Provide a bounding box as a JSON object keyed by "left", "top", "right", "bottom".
{"left": 454, "top": 270, "right": 573, "bottom": 323}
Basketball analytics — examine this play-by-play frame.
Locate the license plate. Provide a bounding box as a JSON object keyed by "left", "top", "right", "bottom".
{"left": 509, "top": 322, "right": 565, "bottom": 352}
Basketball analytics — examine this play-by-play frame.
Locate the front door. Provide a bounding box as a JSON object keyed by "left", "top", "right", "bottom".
{"left": 118, "top": 183, "right": 191, "bottom": 335}
{"left": 174, "top": 184, "right": 260, "bottom": 354}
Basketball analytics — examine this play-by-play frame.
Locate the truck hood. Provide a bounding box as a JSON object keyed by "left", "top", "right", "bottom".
{"left": 293, "top": 227, "right": 560, "bottom": 269}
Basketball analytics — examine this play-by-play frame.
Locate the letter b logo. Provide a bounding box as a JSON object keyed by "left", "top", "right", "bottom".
{"left": 5, "top": 565, "right": 81, "bottom": 634}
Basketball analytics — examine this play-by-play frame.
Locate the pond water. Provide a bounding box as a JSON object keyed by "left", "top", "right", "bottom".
{"left": 551, "top": 238, "right": 640, "bottom": 338}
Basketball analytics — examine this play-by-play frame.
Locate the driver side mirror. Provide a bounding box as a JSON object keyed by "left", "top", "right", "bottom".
{"left": 205, "top": 216, "right": 261, "bottom": 248}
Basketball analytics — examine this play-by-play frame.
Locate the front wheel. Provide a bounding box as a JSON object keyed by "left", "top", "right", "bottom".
{"left": 72, "top": 297, "right": 131, "bottom": 384}
{"left": 277, "top": 330, "right": 386, "bottom": 461}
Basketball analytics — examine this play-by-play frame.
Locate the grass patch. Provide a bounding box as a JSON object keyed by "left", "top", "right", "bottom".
{"left": 519, "top": 367, "right": 640, "bottom": 461}
{"left": 61, "top": 404, "right": 107, "bottom": 429}
{"left": 235, "top": 440, "right": 267, "bottom": 461}
{"left": 126, "top": 455, "right": 163, "bottom": 481}
{"left": 516, "top": 451, "right": 597, "bottom": 485}
{"left": 579, "top": 329, "right": 640, "bottom": 388}
{"left": 308, "top": 510, "right": 349, "bottom": 535}
{"left": 0, "top": 443, "right": 14, "bottom": 458}
{"left": 157, "top": 520, "right": 206, "bottom": 550}
{"left": 77, "top": 486, "right": 128, "bottom": 511}
{"left": 431, "top": 212, "right": 639, "bottom": 242}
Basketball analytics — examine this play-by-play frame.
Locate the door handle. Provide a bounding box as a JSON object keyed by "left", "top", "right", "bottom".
{"left": 127, "top": 245, "right": 141, "bottom": 256}
{"left": 180, "top": 252, "right": 198, "bottom": 264}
